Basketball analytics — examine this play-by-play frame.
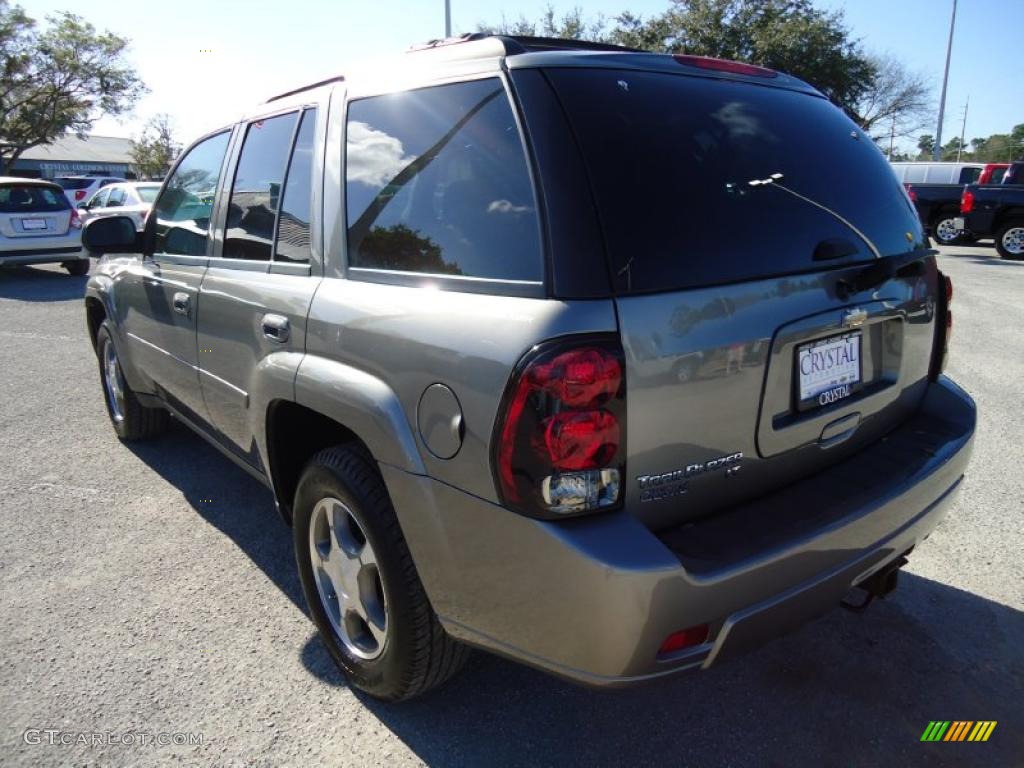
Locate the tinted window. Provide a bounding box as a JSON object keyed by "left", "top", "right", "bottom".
{"left": 0, "top": 185, "right": 69, "bottom": 212}
{"left": 107, "top": 187, "right": 126, "bottom": 206}
{"left": 87, "top": 188, "right": 110, "bottom": 209}
{"left": 224, "top": 112, "right": 297, "bottom": 260}
{"left": 153, "top": 131, "right": 230, "bottom": 256}
{"left": 958, "top": 167, "right": 982, "bottom": 184}
{"left": 991, "top": 168, "right": 1007, "bottom": 184}
{"left": 346, "top": 78, "right": 541, "bottom": 282}
{"left": 55, "top": 178, "right": 93, "bottom": 190}
{"left": 136, "top": 186, "right": 159, "bottom": 203}
{"left": 275, "top": 108, "right": 316, "bottom": 264}
{"left": 547, "top": 69, "right": 923, "bottom": 293}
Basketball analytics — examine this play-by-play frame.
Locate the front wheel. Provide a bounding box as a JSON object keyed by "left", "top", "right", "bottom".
{"left": 96, "top": 322, "right": 168, "bottom": 440}
{"left": 293, "top": 444, "right": 469, "bottom": 701}
{"left": 995, "top": 221, "right": 1024, "bottom": 260}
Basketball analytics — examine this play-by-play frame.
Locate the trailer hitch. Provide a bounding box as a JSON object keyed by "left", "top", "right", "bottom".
{"left": 840, "top": 556, "right": 909, "bottom": 614}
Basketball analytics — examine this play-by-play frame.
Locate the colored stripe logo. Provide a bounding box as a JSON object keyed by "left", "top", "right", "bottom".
{"left": 921, "top": 721, "right": 997, "bottom": 742}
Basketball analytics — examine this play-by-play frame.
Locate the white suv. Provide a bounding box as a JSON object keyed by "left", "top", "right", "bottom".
{"left": 54, "top": 176, "right": 126, "bottom": 207}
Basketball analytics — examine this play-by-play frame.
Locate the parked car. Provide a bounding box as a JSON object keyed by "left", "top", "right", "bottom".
{"left": 0, "top": 177, "right": 88, "bottom": 275}
{"left": 54, "top": 175, "right": 126, "bottom": 207}
{"left": 903, "top": 183, "right": 974, "bottom": 245}
{"left": 978, "top": 162, "right": 1009, "bottom": 184}
{"left": 81, "top": 35, "right": 976, "bottom": 702}
{"left": 889, "top": 161, "right": 985, "bottom": 185}
{"left": 959, "top": 177, "right": 1024, "bottom": 259}
{"left": 79, "top": 182, "right": 161, "bottom": 231}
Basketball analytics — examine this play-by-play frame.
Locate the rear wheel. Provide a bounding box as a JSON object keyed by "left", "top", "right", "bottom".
{"left": 64, "top": 259, "right": 90, "bottom": 276}
{"left": 932, "top": 214, "right": 970, "bottom": 246}
{"left": 96, "top": 322, "right": 168, "bottom": 440}
{"left": 293, "top": 444, "right": 469, "bottom": 701}
{"left": 995, "top": 221, "right": 1024, "bottom": 260}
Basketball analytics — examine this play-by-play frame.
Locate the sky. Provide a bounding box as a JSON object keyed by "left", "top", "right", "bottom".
{"left": 18, "top": 0, "right": 1024, "bottom": 152}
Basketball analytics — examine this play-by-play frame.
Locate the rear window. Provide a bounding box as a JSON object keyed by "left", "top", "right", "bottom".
{"left": 54, "top": 177, "right": 94, "bottom": 190}
{"left": 991, "top": 168, "right": 1007, "bottom": 184}
{"left": 136, "top": 186, "right": 160, "bottom": 202}
{"left": 545, "top": 69, "right": 922, "bottom": 293}
{"left": 0, "top": 185, "right": 69, "bottom": 212}
{"left": 958, "top": 167, "right": 982, "bottom": 184}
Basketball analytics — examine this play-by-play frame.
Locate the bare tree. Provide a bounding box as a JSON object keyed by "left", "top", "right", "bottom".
{"left": 853, "top": 54, "right": 933, "bottom": 143}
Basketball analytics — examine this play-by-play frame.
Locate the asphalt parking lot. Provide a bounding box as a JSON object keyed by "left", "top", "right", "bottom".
{"left": 1, "top": 243, "right": 1021, "bottom": 767}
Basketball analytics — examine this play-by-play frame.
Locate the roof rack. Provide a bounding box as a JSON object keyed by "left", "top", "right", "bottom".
{"left": 408, "top": 33, "right": 641, "bottom": 56}
{"left": 265, "top": 74, "right": 345, "bottom": 104}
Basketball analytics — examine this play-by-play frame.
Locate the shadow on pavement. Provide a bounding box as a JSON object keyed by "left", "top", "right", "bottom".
{"left": 0, "top": 263, "right": 90, "bottom": 301}
{"left": 125, "top": 418, "right": 1023, "bottom": 767}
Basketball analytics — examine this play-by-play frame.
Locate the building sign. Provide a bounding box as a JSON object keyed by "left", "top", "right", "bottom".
{"left": 39, "top": 161, "right": 130, "bottom": 177}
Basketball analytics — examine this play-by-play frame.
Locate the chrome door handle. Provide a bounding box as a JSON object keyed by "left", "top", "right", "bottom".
{"left": 262, "top": 314, "right": 290, "bottom": 343}
{"left": 172, "top": 292, "right": 190, "bottom": 316}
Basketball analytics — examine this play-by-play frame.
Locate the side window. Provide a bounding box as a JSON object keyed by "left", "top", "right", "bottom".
{"left": 958, "top": 167, "right": 981, "bottom": 184}
{"left": 345, "top": 78, "right": 542, "bottom": 282}
{"left": 88, "top": 189, "right": 110, "bottom": 209}
{"left": 275, "top": 108, "right": 317, "bottom": 264}
{"left": 153, "top": 131, "right": 230, "bottom": 256}
{"left": 223, "top": 112, "right": 298, "bottom": 261}
{"left": 107, "top": 187, "right": 126, "bottom": 207}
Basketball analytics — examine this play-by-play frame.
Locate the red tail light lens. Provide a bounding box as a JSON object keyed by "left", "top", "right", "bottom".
{"left": 960, "top": 189, "right": 974, "bottom": 214}
{"left": 658, "top": 624, "right": 710, "bottom": 655}
{"left": 904, "top": 183, "right": 917, "bottom": 203}
{"left": 74, "top": 190, "right": 87, "bottom": 201}
{"left": 69, "top": 207, "right": 82, "bottom": 230}
{"left": 673, "top": 54, "right": 778, "bottom": 78}
{"left": 495, "top": 337, "right": 625, "bottom": 518}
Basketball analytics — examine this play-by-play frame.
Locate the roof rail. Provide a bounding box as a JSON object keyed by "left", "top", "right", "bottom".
{"left": 408, "top": 33, "right": 641, "bottom": 56}
{"left": 265, "top": 74, "right": 345, "bottom": 104}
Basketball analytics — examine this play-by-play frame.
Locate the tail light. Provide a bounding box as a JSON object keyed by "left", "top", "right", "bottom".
{"left": 69, "top": 207, "right": 82, "bottom": 230}
{"left": 960, "top": 189, "right": 974, "bottom": 214}
{"left": 930, "top": 271, "right": 953, "bottom": 379}
{"left": 74, "top": 190, "right": 87, "bottom": 201}
{"left": 904, "top": 183, "right": 917, "bottom": 203}
{"left": 673, "top": 54, "right": 778, "bottom": 78}
{"left": 493, "top": 337, "right": 625, "bottom": 518}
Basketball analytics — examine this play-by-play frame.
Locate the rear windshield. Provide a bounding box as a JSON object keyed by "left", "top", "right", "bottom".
{"left": 54, "top": 177, "right": 94, "bottom": 190}
{"left": 136, "top": 186, "right": 160, "bottom": 202}
{"left": 545, "top": 69, "right": 923, "bottom": 293}
{"left": 0, "top": 185, "right": 70, "bottom": 212}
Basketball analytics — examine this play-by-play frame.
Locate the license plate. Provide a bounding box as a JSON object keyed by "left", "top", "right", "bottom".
{"left": 954, "top": 217, "right": 965, "bottom": 230}
{"left": 21, "top": 218, "right": 47, "bottom": 230}
{"left": 796, "top": 332, "right": 862, "bottom": 411}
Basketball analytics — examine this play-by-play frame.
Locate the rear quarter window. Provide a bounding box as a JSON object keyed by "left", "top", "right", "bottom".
{"left": 0, "top": 185, "right": 69, "bottom": 212}
{"left": 545, "top": 68, "right": 923, "bottom": 294}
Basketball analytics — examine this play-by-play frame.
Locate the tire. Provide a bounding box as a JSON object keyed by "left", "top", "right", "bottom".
{"left": 293, "top": 444, "right": 469, "bottom": 701}
{"left": 96, "top": 321, "right": 169, "bottom": 440}
{"left": 64, "top": 259, "right": 90, "bottom": 276}
{"left": 932, "top": 213, "right": 971, "bottom": 246}
{"left": 994, "top": 220, "right": 1024, "bottom": 260}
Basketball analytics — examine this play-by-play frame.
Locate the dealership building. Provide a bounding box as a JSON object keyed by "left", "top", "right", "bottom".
{"left": 8, "top": 134, "right": 135, "bottom": 179}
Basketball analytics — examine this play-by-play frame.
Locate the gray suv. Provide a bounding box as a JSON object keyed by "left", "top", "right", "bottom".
{"left": 82, "top": 35, "right": 976, "bottom": 701}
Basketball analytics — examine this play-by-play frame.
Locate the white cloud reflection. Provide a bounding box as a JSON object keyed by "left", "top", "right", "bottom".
{"left": 346, "top": 120, "right": 412, "bottom": 187}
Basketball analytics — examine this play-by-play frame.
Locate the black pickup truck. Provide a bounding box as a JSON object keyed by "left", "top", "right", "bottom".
{"left": 960, "top": 163, "right": 1024, "bottom": 259}
{"left": 905, "top": 183, "right": 973, "bottom": 245}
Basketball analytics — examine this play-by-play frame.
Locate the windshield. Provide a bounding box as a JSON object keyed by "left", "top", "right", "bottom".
{"left": 545, "top": 68, "right": 924, "bottom": 294}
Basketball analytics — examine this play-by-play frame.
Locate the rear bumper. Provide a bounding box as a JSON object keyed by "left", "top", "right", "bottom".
{"left": 383, "top": 376, "right": 975, "bottom": 686}
{"left": 0, "top": 243, "right": 85, "bottom": 266}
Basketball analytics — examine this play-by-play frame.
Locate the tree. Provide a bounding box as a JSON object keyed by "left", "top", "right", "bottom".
{"left": 131, "top": 114, "right": 180, "bottom": 180}
{"left": 0, "top": 1, "right": 145, "bottom": 174}
{"left": 916, "top": 134, "right": 935, "bottom": 160}
{"left": 478, "top": 0, "right": 875, "bottom": 118}
{"left": 852, "top": 54, "right": 932, "bottom": 143}
{"left": 479, "top": 4, "right": 607, "bottom": 40}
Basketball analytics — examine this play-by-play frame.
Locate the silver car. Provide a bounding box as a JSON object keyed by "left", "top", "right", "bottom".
{"left": 0, "top": 177, "right": 88, "bottom": 275}
{"left": 79, "top": 181, "right": 161, "bottom": 231}
{"left": 81, "top": 35, "right": 976, "bottom": 701}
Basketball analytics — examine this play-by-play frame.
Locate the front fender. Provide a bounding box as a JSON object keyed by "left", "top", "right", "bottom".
{"left": 294, "top": 355, "right": 426, "bottom": 476}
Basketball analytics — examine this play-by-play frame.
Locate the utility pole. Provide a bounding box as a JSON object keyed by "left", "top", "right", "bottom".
{"left": 934, "top": 0, "right": 957, "bottom": 160}
{"left": 957, "top": 96, "right": 969, "bottom": 162}
{"left": 888, "top": 114, "right": 896, "bottom": 160}
{"left": 445, "top": 0, "right": 451, "bottom": 37}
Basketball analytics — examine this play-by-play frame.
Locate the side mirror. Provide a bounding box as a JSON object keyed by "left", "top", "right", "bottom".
{"left": 82, "top": 216, "right": 141, "bottom": 254}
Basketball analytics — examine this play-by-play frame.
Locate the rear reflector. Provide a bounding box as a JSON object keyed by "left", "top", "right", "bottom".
{"left": 659, "top": 624, "right": 710, "bottom": 655}
{"left": 673, "top": 54, "right": 778, "bottom": 78}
